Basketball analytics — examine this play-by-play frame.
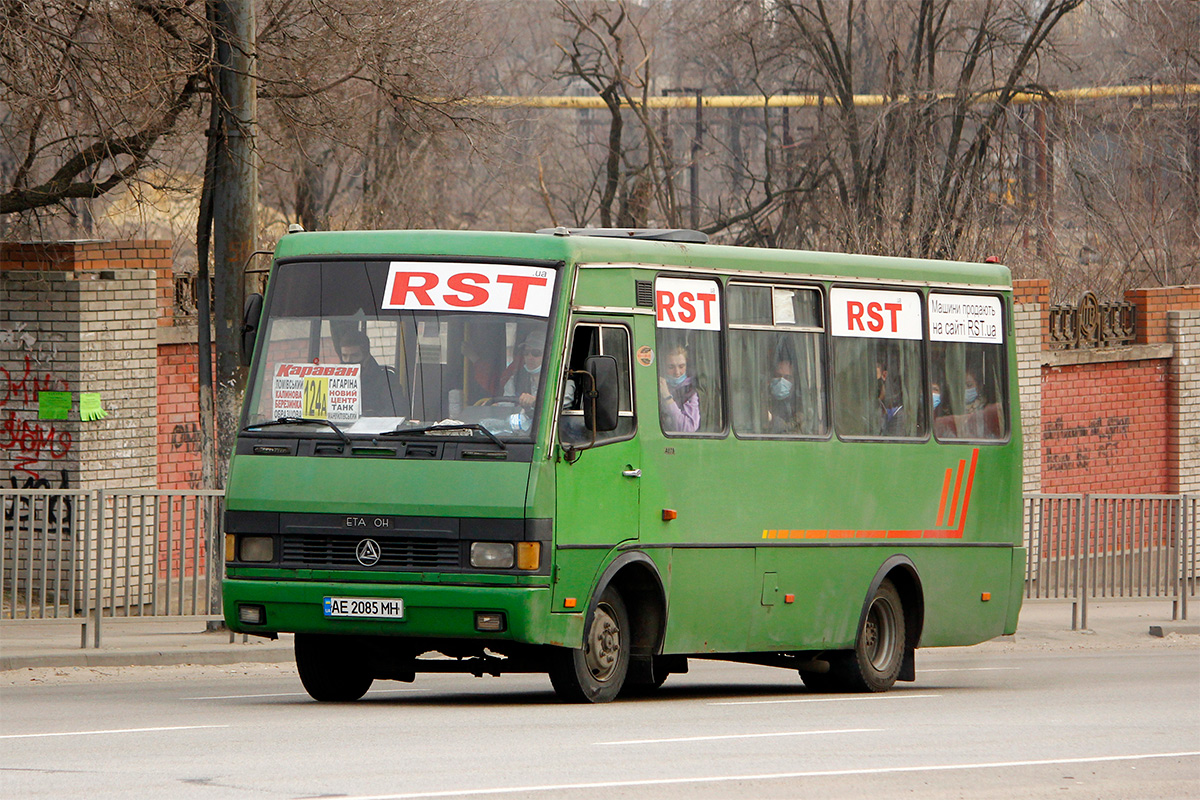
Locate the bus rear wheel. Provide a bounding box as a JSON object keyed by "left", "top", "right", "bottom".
{"left": 844, "top": 578, "right": 905, "bottom": 692}
{"left": 548, "top": 587, "right": 630, "bottom": 703}
{"left": 295, "top": 633, "right": 374, "bottom": 702}
{"left": 804, "top": 578, "right": 905, "bottom": 693}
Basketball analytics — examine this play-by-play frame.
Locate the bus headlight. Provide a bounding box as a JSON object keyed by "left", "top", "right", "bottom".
{"left": 470, "top": 542, "right": 514, "bottom": 569}
{"left": 239, "top": 536, "right": 274, "bottom": 563}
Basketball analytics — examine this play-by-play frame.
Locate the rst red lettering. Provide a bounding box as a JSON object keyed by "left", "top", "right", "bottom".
{"left": 656, "top": 290, "right": 677, "bottom": 322}
{"left": 445, "top": 273, "right": 489, "bottom": 307}
{"left": 847, "top": 300, "right": 865, "bottom": 331}
{"left": 677, "top": 292, "right": 697, "bottom": 323}
{"left": 866, "top": 302, "right": 884, "bottom": 332}
{"left": 884, "top": 302, "right": 902, "bottom": 332}
{"left": 496, "top": 274, "right": 547, "bottom": 311}
{"left": 388, "top": 272, "right": 438, "bottom": 306}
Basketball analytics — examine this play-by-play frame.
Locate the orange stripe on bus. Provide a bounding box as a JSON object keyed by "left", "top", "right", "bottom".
{"left": 829, "top": 530, "right": 855, "bottom": 539}
{"left": 923, "top": 529, "right": 963, "bottom": 539}
{"left": 956, "top": 449, "right": 980, "bottom": 534}
{"left": 888, "top": 530, "right": 919, "bottom": 538}
{"left": 947, "top": 459, "right": 966, "bottom": 528}
{"left": 857, "top": 530, "right": 886, "bottom": 539}
{"left": 936, "top": 467, "right": 953, "bottom": 526}
{"left": 806, "top": 530, "right": 828, "bottom": 539}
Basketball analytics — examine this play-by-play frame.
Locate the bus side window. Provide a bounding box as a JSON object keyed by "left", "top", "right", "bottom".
{"left": 729, "top": 284, "right": 828, "bottom": 438}
{"left": 830, "top": 288, "right": 926, "bottom": 440}
{"left": 931, "top": 340, "right": 1008, "bottom": 441}
{"left": 560, "top": 323, "right": 636, "bottom": 445}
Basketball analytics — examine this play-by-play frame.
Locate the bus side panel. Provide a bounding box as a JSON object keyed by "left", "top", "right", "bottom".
{"left": 908, "top": 546, "right": 1017, "bottom": 647}
{"left": 661, "top": 548, "right": 756, "bottom": 654}
{"left": 746, "top": 546, "right": 877, "bottom": 651}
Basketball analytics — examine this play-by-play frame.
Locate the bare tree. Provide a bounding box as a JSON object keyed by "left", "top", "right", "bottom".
{"left": 684, "top": 0, "right": 1084, "bottom": 261}
{"left": 553, "top": 0, "right": 681, "bottom": 228}
{"left": 0, "top": 1, "right": 209, "bottom": 224}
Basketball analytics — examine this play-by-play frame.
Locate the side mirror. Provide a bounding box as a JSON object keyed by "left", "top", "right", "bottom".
{"left": 241, "top": 293, "right": 263, "bottom": 366}
{"left": 583, "top": 355, "right": 620, "bottom": 433}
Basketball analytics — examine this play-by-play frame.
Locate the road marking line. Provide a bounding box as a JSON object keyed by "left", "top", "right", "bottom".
{"left": 921, "top": 667, "right": 1020, "bottom": 673}
{"left": 186, "top": 688, "right": 422, "bottom": 701}
{"left": 598, "top": 728, "right": 881, "bottom": 745}
{"left": 711, "top": 692, "right": 940, "bottom": 706}
{"left": 0, "top": 725, "right": 229, "bottom": 740}
{"left": 313, "top": 751, "right": 1200, "bottom": 800}
{"left": 185, "top": 692, "right": 312, "bottom": 700}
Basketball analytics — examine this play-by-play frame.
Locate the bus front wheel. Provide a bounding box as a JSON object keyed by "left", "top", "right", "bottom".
{"left": 295, "top": 633, "right": 374, "bottom": 702}
{"left": 548, "top": 587, "right": 630, "bottom": 703}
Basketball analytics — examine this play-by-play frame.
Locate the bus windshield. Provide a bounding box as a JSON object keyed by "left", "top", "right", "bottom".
{"left": 244, "top": 259, "right": 558, "bottom": 440}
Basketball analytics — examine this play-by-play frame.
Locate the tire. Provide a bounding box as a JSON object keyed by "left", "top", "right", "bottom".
{"left": 295, "top": 633, "right": 374, "bottom": 702}
{"left": 841, "top": 578, "right": 906, "bottom": 692}
{"left": 548, "top": 587, "right": 630, "bottom": 703}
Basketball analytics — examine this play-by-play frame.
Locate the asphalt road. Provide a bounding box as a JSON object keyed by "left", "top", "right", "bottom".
{"left": 2, "top": 644, "right": 1197, "bottom": 799}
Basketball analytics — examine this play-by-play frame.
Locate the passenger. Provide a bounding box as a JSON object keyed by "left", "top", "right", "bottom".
{"left": 766, "top": 358, "right": 807, "bottom": 434}
{"left": 503, "top": 332, "right": 545, "bottom": 415}
{"left": 959, "top": 365, "right": 988, "bottom": 438}
{"left": 963, "top": 366, "right": 985, "bottom": 414}
{"left": 659, "top": 345, "right": 700, "bottom": 433}
{"left": 337, "top": 330, "right": 405, "bottom": 416}
{"left": 877, "top": 358, "right": 904, "bottom": 436}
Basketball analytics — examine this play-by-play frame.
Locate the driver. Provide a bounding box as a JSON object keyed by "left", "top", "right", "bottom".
{"left": 336, "top": 330, "right": 406, "bottom": 416}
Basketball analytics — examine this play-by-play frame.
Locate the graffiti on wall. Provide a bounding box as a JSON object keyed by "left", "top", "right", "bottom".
{"left": 3, "top": 469, "right": 73, "bottom": 538}
{"left": 1044, "top": 415, "right": 1131, "bottom": 472}
{"left": 2, "top": 352, "right": 73, "bottom": 481}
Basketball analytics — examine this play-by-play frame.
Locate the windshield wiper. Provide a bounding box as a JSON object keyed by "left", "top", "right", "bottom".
{"left": 380, "top": 422, "right": 506, "bottom": 450}
{"left": 243, "top": 417, "right": 351, "bottom": 447}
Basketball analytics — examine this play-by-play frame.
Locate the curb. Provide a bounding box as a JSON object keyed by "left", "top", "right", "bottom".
{"left": 0, "top": 647, "right": 294, "bottom": 673}
{"left": 1148, "top": 623, "right": 1200, "bottom": 638}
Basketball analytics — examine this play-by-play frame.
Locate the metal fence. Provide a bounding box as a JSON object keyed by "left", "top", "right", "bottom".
{"left": 1025, "top": 493, "right": 1196, "bottom": 628}
{"left": 4, "top": 488, "right": 1196, "bottom": 644}
{"left": 2, "top": 488, "right": 224, "bottom": 647}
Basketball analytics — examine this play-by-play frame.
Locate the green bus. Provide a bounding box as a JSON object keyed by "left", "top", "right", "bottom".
{"left": 224, "top": 227, "right": 1023, "bottom": 702}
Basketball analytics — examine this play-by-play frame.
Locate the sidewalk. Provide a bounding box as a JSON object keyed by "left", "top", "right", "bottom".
{"left": 0, "top": 599, "right": 1196, "bottom": 673}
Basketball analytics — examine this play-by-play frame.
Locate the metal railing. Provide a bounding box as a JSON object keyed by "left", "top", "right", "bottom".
{"left": 1025, "top": 493, "right": 1196, "bottom": 628}
{"left": 5, "top": 488, "right": 1196, "bottom": 644}
{"left": 2, "top": 488, "right": 224, "bottom": 647}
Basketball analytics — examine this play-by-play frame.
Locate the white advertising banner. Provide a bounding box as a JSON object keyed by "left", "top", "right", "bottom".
{"left": 272, "top": 363, "right": 361, "bottom": 422}
{"left": 382, "top": 262, "right": 555, "bottom": 317}
{"left": 928, "top": 293, "right": 1004, "bottom": 343}
{"left": 830, "top": 287, "right": 922, "bottom": 340}
{"left": 655, "top": 277, "right": 721, "bottom": 330}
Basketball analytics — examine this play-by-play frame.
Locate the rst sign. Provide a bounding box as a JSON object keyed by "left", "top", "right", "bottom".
{"left": 383, "top": 262, "right": 555, "bottom": 317}
{"left": 831, "top": 287, "right": 922, "bottom": 340}
{"left": 655, "top": 277, "right": 721, "bottom": 330}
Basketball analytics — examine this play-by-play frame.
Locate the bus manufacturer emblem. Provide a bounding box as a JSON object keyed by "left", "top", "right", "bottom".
{"left": 356, "top": 539, "right": 381, "bottom": 567}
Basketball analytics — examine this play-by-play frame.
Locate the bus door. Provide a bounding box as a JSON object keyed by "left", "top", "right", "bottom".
{"left": 553, "top": 321, "right": 640, "bottom": 599}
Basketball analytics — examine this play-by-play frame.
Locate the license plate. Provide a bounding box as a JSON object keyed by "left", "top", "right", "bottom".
{"left": 323, "top": 596, "right": 404, "bottom": 619}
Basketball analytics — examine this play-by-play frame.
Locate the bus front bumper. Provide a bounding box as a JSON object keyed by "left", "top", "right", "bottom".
{"left": 222, "top": 578, "right": 582, "bottom": 647}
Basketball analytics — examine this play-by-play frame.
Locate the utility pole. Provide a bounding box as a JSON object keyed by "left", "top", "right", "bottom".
{"left": 210, "top": 0, "right": 257, "bottom": 486}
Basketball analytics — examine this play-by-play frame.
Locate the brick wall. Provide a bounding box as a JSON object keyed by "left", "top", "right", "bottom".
{"left": 1013, "top": 290, "right": 1044, "bottom": 495}
{"left": 1126, "top": 285, "right": 1200, "bottom": 345}
{"left": 158, "top": 340, "right": 204, "bottom": 489}
{"left": 1041, "top": 359, "right": 1171, "bottom": 493}
{"left": 2, "top": 241, "right": 166, "bottom": 490}
{"left": 1169, "top": 310, "right": 1200, "bottom": 493}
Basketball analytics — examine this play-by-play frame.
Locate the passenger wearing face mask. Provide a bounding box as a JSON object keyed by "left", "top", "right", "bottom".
{"left": 766, "top": 358, "right": 808, "bottom": 434}
{"left": 658, "top": 345, "right": 700, "bottom": 433}
{"left": 963, "top": 366, "right": 985, "bottom": 414}
{"left": 503, "top": 332, "right": 546, "bottom": 416}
